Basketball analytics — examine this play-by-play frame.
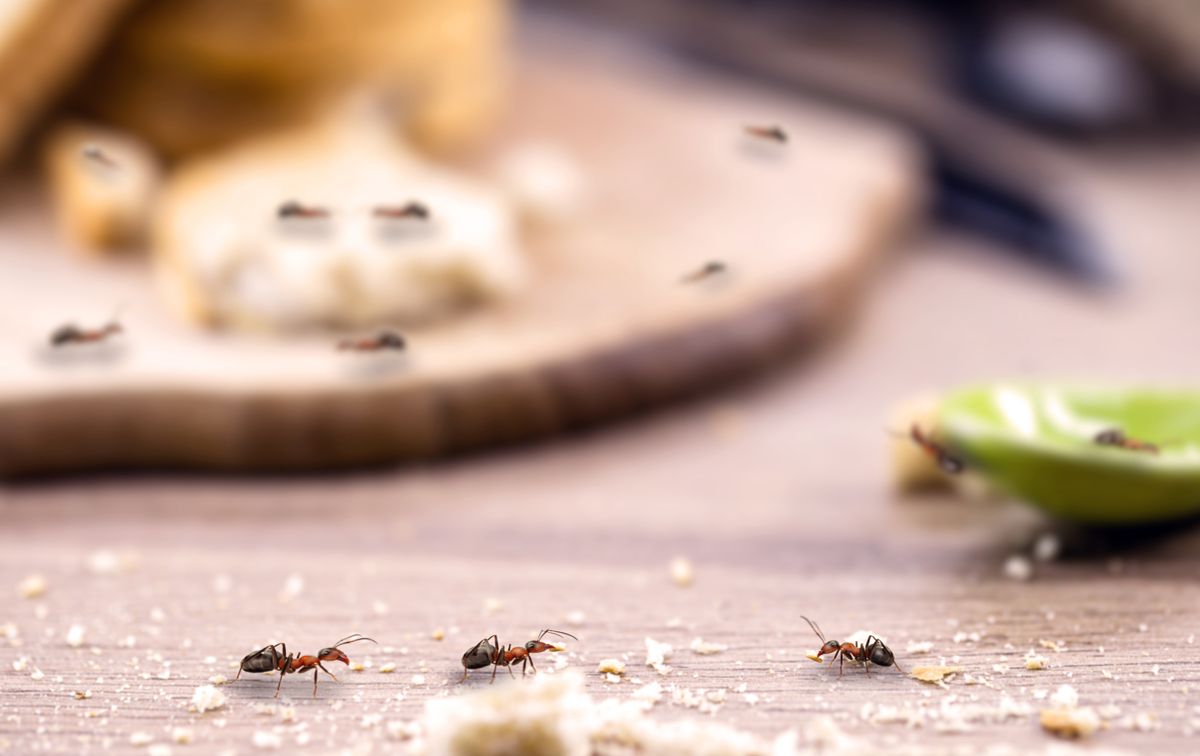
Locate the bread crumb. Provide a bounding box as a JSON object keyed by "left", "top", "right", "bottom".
{"left": 911, "top": 665, "right": 963, "bottom": 684}
{"left": 252, "top": 730, "right": 282, "bottom": 749}
{"left": 411, "top": 674, "right": 426, "bottom": 685}
{"left": 1040, "top": 707, "right": 1100, "bottom": 739}
{"left": 148, "top": 745, "right": 172, "bottom": 756}
{"left": 669, "top": 557, "right": 694, "bottom": 587}
{"left": 1025, "top": 652, "right": 1049, "bottom": 670}
{"left": 1038, "top": 639, "right": 1065, "bottom": 652}
{"left": 1004, "top": 555, "right": 1034, "bottom": 581}
{"left": 1033, "top": 534, "right": 1061, "bottom": 562}
{"left": 483, "top": 597, "right": 504, "bottom": 615}
{"left": 645, "top": 638, "right": 673, "bottom": 674}
{"left": 73, "top": 690, "right": 92, "bottom": 700}
{"left": 386, "top": 720, "right": 421, "bottom": 741}
{"left": 689, "top": 638, "right": 728, "bottom": 655}
{"left": 380, "top": 662, "right": 397, "bottom": 673}
{"left": 65, "top": 624, "right": 86, "bottom": 648}
{"left": 278, "top": 574, "right": 304, "bottom": 603}
{"left": 171, "top": 727, "right": 193, "bottom": 744}
{"left": 597, "top": 659, "right": 626, "bottom": 676}
{"left": 905, "top": 640, "right": 934, "bottom": 655}
{"left": 130, "top": 732, "right": 154, "bottom": 746}
{"left": 350, "top": 661, "right": 366, "bottom": 672}
{"left": 1049, "top": 684, "right": 1078, "bottom": 708}
{"left": 431, "top": 628, "right": 445, "bottom": 641}
{"left": 631, "top": 681, "right": 663, "bottom": 706}
{"left": 565, "top": 610, "right": 586, "bottom": 627}
{"left": 18, "top": 574, "right": 48, "bottom": 599}
{"left": 190, "top": 684, "right": 226, "bottom": 713}
{"left": 31, "top": 669, "right": 45, "bottom": 681}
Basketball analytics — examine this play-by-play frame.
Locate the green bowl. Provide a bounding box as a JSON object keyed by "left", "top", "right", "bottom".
{"left": 938, "top": 384, "right": 1200, "bottom": 524}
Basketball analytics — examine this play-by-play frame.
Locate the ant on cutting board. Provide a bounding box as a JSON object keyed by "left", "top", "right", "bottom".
{"left": 373, "top": 202, "right": 430, "bottom": 220}
{"left": 744, "top": 124, "right": 788, "bottom": 143}
{"left": 802, "top": 616, "right": 902, "bottom": 677}
{"left": 336, "top": 331, "right": 406, "bottom": 352}
{"left": 277, "top": 200, "right": 331, "bottom": 219}
{"left": 49, "top": 312, "right": 124, "bottom": 347}
{"left": 460, "top": 629, "right": 577, "bottom": 682}
{"left": 680, "top": 260, "right": 727, "bottom": 283}
{"left": 890, "top": 424, "right": 964, "bottom": 474}
{"left": 235, "top": 634, "right": 376, "bottom": 698}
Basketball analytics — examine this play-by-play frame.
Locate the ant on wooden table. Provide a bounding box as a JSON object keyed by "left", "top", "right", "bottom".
{"left": 235, "top": 634, "right": 376, "bottom": 698}
{"left": 460, "top": 629, "right": 577, "bottom": 682}
{"left": 49, "top": 310, "right": 124, "bottom": 347}
{"left": 802, "top": 616, "right": 902, "bottom": 677}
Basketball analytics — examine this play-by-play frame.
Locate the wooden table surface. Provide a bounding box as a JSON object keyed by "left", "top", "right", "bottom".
{"left": 4, "top": 118, "right": 1200, "bottom": 756}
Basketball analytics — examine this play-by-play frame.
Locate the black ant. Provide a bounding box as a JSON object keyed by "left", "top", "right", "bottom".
{"left": 744, "top": 124, "right": 788, "bottom": 143}
{"left": 802, "top": 616, "right": 902, "bottom": 677}
{"left": 1094, "top": 427, "right": 1160, "bottom": 455}
{"left": 373, "top": 202, "right": 430, "bottom": 220}
{"left": 681, "top": 260, "right": 727, "bottom": 283}
{"left": 49, "top": 317, "right": 124, "bottom": 347}
{"left": 460, "top": 629, "right": 577, "bottom": 683}
{"left": 235, "top": 634, "right": 376, "bottom": 698}
{"left": 889, "top": 424, "right": 964, "bottom": 474}
{"left": 336, "top": 331, "right": 406, "bottom": 352}
{"left": 278, "top": 200, "right": 330, "bottom": 219}
{"left": 81, "top": 144, "right": 119, "bottom": 170}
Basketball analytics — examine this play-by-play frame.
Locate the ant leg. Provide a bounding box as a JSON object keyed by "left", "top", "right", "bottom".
{"left": 838, "top": 652, "right": 845, "bottom": 678}
{"left": 313, "top": 668, "right": 319, "bottom": 698}
{"left": 274, "top": 669, "right": 285, "bottom": 698}
{"left": 460, "top": 668, "right": 468, "bottom": 683}
{"left": 490, "top": 660, "right": 499, "bottom": 684}
{"left": 507, "top": 662, "right": 516, "bottom": 679}
{"left": 317, "top": 662, "right": 338, "bottom": 682}
{"left": 526, "top": 655, "right": 537, "bottom": 675}
{"left": 235, "top": 667, "right": 242, "bottom": 681}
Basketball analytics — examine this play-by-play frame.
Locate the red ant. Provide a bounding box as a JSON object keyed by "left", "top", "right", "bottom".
{"left": 235, "top": 634, "right": 375, "bottom": 698}
{"left": 460, "top": 629, "right": 577, "bottom": 682}
{"left": 744, "top": 124, "right": 788, "bottom": 143}
{"left": 49, "top": 318, "right": 124, "bottom": 347}
{"left": 278, "top": 200, "right": 330, "bottom": 219}
{"left": 336, "top": 331, "right": 406, "bottom": 352}
{"left": 802, "top": 616, "right": 902, "bottom": 677}
{"left": 1094, "top": 428, "right": 1160, "bottom": 455}
{"left": 81, "top": 144, "right": 119, "bottom": 170}
{"left": 681, "top": 260, "right": 727, "bottom": 283}
{"left": 889, "top": 424, "right": 964, "bottom": 474}
{"left": 373, "top": 202, "right": 430, "bottom": 220}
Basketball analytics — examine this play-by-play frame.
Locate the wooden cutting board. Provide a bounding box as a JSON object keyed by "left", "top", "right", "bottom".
{"left": 0, "top": 19, "right": 919, "bottom": 476}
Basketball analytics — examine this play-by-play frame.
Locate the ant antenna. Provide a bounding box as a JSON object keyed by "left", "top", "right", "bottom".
{"left": 800, "top": 615, "right": 826, "bottom": 644}
{"left": 536, "top": 629, "right": 578, "bottom": 642}
{"left": 331, "top": 634, "right": 377, "bottom": 648}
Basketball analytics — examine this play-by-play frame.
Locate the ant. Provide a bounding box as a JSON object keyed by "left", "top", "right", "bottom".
{"left": 81, "top": 144, "right": 119, "bottom": 170}
{"left": 49, "top": 316, "right": 124, "bottom": 347}
{"left": 889, "top": 424, "right": 964, "bottom": 474}
{"left": 336, "top": 331, "right": 406, "bottom": 352}
{"left": 373, "top": 202, "right": 430, "bottom": 220}
{"left": 1094, "top": 427, "right": 1160, "bottom": 455}
{"left": 460, "top": 629, "right": 577, "bottom": 683}
{"left": 235, "top": 634, "right": 375, "bottom": 698}
{"left": 278, "top": 200, "right": 330, "bottom": 219}
{"left": 744, "top": 124, "right": 788, "bottom": 143}
{"left": 681, "top": 260, "right": 727, "bottom": 283}
{"left": 802, "top": 616, "right": 902, "bottom": 677}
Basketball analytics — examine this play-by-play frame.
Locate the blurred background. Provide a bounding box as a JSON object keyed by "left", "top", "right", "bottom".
{"left": 3, "top": 0, "right": 1200, "bottom": 752}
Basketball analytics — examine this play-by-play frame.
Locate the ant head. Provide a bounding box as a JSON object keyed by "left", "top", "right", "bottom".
{"left": 867, "top": 641, "right": 895, "bottom": 667}
{"left": 818, "top": 640, "right": 841, "bottom": 656}
{"left": 378, "top": 331, "right": 406, "bottom": 349}
{"left": 318, "top": 647, "right": 351, "bottom": 665}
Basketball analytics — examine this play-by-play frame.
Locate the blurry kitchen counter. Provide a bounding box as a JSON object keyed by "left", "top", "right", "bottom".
{"left": 0, "top": 17, "right": 919, "bottom": 476}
